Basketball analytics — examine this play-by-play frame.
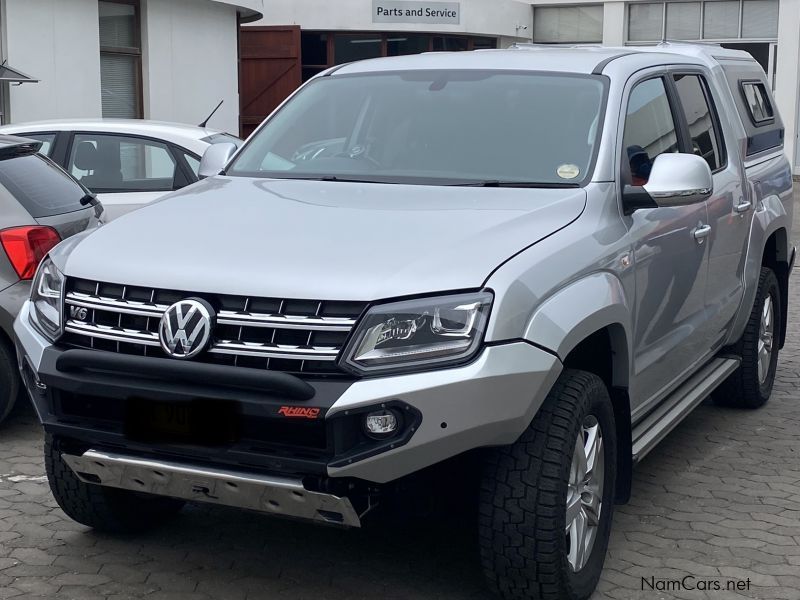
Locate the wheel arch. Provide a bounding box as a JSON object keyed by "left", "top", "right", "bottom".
{"left": 761, "top": 227, "right": 790, "bottom": 349}
{"left": 524, "top": 273, "right": 634, "bottom": 504}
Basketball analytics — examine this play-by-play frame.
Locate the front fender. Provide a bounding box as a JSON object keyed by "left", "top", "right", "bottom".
{"left": 524, "top": 272, "right": 632, "bottom": 385}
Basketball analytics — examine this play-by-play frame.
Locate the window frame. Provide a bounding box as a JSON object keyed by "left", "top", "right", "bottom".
{"left": 99, "top": 0, "right": 143, "bottom": 119}
{"left": 738, "top": 79, "right": 775, "bottom": 127}
{"left": 619, "top": 74, "right": 686, "bottom": 188}
{"left": 64, "top": 131, "right": 192, "bottom": 193}
{"left": 670, "top": 70, "right": 729, "bottom": 174}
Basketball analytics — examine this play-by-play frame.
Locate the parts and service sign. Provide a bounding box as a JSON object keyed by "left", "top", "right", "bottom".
{"left": 373, "top": 0, "right": 460, "bottom": 24}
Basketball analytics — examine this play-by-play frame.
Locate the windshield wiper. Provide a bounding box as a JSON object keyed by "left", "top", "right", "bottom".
{"left": 446, "top": 180, "right": 581, "bottom": 189}
{"left": 316, "top": 175, "right": 388, "bottom": 184}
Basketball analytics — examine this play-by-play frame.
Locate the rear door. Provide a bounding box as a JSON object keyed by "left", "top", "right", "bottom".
{"left": 670, "top": 70, "right": 750, "bottom": 347}
{"left": 0, "top": 152, "right": 99, "bottom": 238}
{"left": 64, "top": 132, "right": 192, "bottom": 220}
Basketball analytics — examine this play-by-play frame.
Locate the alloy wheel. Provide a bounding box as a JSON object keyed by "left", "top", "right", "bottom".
{"left": 758, "top": 296, "right": 774, "bottom": 384}
{"left": 566, "top": 415, "right": 604, "bottom": 572}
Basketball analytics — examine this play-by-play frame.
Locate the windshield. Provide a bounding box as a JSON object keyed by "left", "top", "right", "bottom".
{"left": 227, "top": 70, "right": 606, "bottom": 186}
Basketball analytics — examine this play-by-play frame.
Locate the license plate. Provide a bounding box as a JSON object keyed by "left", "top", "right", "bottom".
{"left": 125, "top": 398, "right": 240, "bottom": 445}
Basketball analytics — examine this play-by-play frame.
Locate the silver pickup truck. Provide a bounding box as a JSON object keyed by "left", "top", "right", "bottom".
{"left": 14, "top": 43, "right": 794, "bottom": 600}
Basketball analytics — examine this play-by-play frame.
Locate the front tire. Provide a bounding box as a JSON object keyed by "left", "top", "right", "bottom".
{"left": 479, "top": 369, "right": 616, "bottom": 600}
{"left": 45, "top": 435, "right": 184, "bottom": 533}
{"left": 715, "top": 267, "right": 781, "bottom": 409}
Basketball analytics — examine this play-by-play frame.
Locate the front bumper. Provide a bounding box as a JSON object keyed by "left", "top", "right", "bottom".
{"left": 15, "top": 300, "right": 561, "bottom": 516}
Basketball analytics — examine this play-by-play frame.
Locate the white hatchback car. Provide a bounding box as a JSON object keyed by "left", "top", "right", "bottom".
{"left": 0, "top": 119, "right": 241, "bottom": 220}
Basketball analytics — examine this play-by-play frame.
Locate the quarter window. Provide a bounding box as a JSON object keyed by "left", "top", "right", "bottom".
{"left": 673, "top": 75, "right": 725, "bottom": 171}
{"left": 741, "top": 81, "right": 774, "bottom": 124}
{"left": 68, "top": 134, "right": 178, "bottom": 193}
{"left": 18, "top": 133, "right": 56, "bottom": 157}
{"left": 622, "top": 78, "right": 679, "bottom": 186}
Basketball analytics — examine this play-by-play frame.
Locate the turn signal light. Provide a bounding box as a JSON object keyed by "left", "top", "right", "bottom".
{"left": 0, "top": 226, "right": 61, "bottom": 280}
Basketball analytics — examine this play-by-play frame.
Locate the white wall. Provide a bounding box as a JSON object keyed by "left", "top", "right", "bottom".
{"left": 774, "top": 0, "right": 800, "bottom": 171}
{"left": 4, "top": 0, "right": 102, "bottom": 122}
{"left": 142, "top": 0, "right": 241, "bottom": 135}
{"left": 254, "top": 0, "right": 533, "bottom": 39}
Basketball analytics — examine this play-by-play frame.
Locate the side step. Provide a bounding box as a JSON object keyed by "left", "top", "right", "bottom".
{"left": 631, "top": 357, "right": 740, "bottom": 463}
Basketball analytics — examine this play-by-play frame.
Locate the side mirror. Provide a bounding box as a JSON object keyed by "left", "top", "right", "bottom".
{"left": 623, "top": 153, "right": 713, "bottom": 214}
{"left": 198, "top": 142, "right": 238, "bottom": 179}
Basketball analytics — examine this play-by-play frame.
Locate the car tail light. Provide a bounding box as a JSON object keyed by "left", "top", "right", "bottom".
{"left": 0, "top": 226, "right": 61, "bottom": 280}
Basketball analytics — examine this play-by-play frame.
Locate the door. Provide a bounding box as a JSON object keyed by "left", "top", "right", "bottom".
{"left": 239, "top": 26, "right": 301, "bottom": 139}
{"left": 671, "top": 72, "right": 749, "bottom": 348}
{"left": 622, "top": 76, "right": 712, "bottom": 412}
{"left": 65, "top": 133, "right": 190, "bottom": 221}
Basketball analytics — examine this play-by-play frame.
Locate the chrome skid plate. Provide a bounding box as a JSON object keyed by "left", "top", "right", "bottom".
{"left": 63, "top": 449, "right": 361, "bottom": 527}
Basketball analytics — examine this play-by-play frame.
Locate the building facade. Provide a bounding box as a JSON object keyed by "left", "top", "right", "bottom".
{"left": 0, "top": 0, "right": 263, "bottom": 135}
{"left": 526, "top": 0, "right": 799, "bottom": 173}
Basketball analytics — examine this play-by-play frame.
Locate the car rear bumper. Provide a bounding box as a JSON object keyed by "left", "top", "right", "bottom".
{"left": 0, "top": 279, "right": 29, "bottom": 339}
{"left": 15, "top": 300, "right": 562, "bottom": 520}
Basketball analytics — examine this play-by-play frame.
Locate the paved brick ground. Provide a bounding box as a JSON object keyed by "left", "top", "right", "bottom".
{"left": 1, "top": 196, "right": 799, "bottom": 599}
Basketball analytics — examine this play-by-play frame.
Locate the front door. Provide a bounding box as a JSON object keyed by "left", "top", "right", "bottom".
{"left": 621, "top": 75, "right": 712, "bottom": 413}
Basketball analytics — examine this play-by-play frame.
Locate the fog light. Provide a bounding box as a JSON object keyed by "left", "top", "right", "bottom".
{"left": 364, "top": 410, "right": 399, "bottom": 438}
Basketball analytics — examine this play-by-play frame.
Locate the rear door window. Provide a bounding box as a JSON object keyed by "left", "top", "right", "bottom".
{"left": 673, "top": 74, "right": 726, "bottom": 172}
{"left": 67, "top": 133, "right": 179, "bottom": 193}
{"left": 0, "top": 154, "right": 88, "bottom": 217}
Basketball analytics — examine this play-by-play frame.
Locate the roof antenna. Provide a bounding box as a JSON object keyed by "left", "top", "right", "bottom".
{"left": 198, "top": 100, "right": 224, "bottom": 128}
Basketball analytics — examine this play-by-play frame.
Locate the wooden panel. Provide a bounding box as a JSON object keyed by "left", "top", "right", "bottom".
{"left": 238, "top": 26, "right": 301, "bottom": 138}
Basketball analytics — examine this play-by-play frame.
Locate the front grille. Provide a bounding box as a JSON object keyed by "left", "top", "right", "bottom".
{"left": 60, "top": 278, "right": 367, "bottom": 377}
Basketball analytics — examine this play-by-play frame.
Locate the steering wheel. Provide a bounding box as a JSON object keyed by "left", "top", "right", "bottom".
{"left": 335, "top": 147, "right": 382, "bottom": 169}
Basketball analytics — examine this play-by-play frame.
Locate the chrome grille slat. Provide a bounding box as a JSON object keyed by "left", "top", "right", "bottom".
{"left": 66, "top": 292, "right": 167, "bottom": 318}
{"left": 211, "top": 341, "right": 339, "bottom": 361}
{"left": 216, "top": 311, "right": 356, "bottom": 331}
{"left": 62, "top": 280, "right": 364, "bottom": 376}
{"left": 65, "top": 292, "right": 358, "bottom": 331}
{"left": 65, "top": 321, "right": 160, "bottom": 346}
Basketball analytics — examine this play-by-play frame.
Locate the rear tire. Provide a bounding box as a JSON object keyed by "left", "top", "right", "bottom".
{"left": 0, "top": 338, "right": 20, "bottom": 425}
{"left": 479, "top": 369, "right": 616, "bottom": 600}
{"left": 714, "top": 267, "right": 781, "bottom": 409}
{"left": 45, "top": 435, "right": 184, "bottom": 533}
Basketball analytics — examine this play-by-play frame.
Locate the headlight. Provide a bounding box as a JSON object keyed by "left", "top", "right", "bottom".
{"left": 29, "top": 256, "right": 64, "bottom": 341}
{"left": 341, "top": 291, "right": 493, "bottom": 375}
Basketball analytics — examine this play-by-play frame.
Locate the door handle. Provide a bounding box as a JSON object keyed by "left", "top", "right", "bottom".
{"left": 735, "top": 201, "right": 752, "bottom": 214}
{"left": 694, "top": 224, "right": 712, "bottom": 241}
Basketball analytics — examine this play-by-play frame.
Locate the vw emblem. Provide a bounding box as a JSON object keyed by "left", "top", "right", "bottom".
{"left": 158, "top": 298, "right": 214, "bottom": 360}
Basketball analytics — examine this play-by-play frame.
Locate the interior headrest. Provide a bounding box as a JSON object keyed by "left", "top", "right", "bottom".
{"left": 73, "top": 141, "right": 98, "bottom": 171}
